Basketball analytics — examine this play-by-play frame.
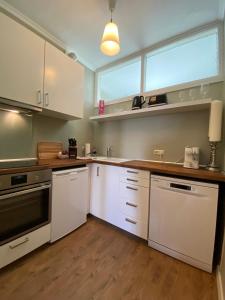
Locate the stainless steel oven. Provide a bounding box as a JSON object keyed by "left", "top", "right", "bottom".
{"left": 0, "top": 169, "right": 51, "bottom": 246}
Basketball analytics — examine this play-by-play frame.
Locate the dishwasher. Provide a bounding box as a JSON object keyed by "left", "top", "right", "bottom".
{"left": 51, "top": 167, "right": 88, "bottom": 242}
{"left": 148, "top": 175, "right": 219, "bottom": 272}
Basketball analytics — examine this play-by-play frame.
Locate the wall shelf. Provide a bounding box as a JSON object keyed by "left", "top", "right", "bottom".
{"left": 89, "top": 99, "right": 212, "bottom": 122}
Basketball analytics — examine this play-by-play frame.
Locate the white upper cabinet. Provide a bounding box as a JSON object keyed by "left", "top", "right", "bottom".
{"left": 44, "top": 42, "right": 84, "bottom": 119}
{"left": 0, "top": 12, "right": 44, "bottom": 107}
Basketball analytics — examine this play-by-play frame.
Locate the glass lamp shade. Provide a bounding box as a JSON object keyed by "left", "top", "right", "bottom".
{"left": 100, "top": 22, "right": 120, "bottom": 56}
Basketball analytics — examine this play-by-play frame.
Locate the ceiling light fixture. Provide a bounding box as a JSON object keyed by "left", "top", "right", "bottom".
{"left": 100, "top": 0, "right": 120, "bottom": 56}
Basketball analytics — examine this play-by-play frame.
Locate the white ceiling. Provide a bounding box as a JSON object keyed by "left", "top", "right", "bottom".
{"left": 4, "top": 0, "right": 222, "bottom": 70}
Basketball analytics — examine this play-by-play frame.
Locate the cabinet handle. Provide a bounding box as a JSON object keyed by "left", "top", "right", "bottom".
{"left": 127, "top": 178, "right": 138, "bottom": 183}
{"left": 126, "top": 186, "right": 138, "bottom": 191}
{"left": 126, "top": 202, "right": 138, "bottom": 208}
{"left": 9, "top": 237, "right": 29, "bottom": 249}
{"left": 37, "top": 90, "right": 42, "bottom": 105}
{"left": 55, "top": 172, "right": 71, "bottom": 176}
{"left": 125, "top": 218, "right": 137, "bottom": 225}
{"left": 70, "top": 177, "right": 78, "bottom": 181}
{"left": 44, "top": 92, "right": 49, "bottom": 107}
{"left": 127, "top": 170, "right": 138, "bottom": 174}
{"left": 97, "top": 167, "right": 100, "bottom": 176}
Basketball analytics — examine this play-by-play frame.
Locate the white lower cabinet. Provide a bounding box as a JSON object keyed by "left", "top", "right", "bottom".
{"left": 90, "top": 164, "right": 150, "bottom": 239}
{"left": 51, "top": 168, "right": 88, "bottom": 242}
{"left": 90, "top": 164, "right": 120, "bottom": 227}
{"left": 0, "top": 224, "right": 50, "bottom": 269}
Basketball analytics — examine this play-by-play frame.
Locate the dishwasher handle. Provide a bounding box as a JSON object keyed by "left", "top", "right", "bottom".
{"left": 156, "top": 185, "right": 207, "bottom": 197}
{"left": 170, "top": 183, "right": 191, "bottom": 191}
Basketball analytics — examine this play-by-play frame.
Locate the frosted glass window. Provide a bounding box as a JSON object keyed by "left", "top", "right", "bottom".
{"left": 145, "top": 28, "right": 219, "bottom": 92}
{"left": 98, "top": 58, "right": 141, "bottom": 102}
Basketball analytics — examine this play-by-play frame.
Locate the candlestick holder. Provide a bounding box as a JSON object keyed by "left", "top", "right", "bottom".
{"left": 207, "top": 142, "right": 219, "bottom": 172}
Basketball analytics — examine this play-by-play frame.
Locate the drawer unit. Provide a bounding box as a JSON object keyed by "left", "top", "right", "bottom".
{"left": 118, "top": 214, "right": 148, "bottom": 240}
{"left": 118, "top": 168, "right": 150, "bottom": 239}
{"left": 0, "top": 224, "right": 50, "bottom": 269}
{"left": 90, "top": 165, "right": 150, "bottom": 240}
{"left": 120, "top": 168, "right": 150, "bottom": 180}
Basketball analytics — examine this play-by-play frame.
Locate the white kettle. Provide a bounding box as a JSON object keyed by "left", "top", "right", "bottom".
{"left": 184, "top": 147, "right": 200, "bottom": 169}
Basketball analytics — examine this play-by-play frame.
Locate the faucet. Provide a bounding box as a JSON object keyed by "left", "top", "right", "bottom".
{"left": 106, "top": 146, "right": 112, "bottom": 158}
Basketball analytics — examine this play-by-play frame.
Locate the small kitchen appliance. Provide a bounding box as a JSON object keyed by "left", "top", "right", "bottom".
{"left": 132, "top": 96, "right": 145, "bottom": 110}
{"left": 184, "top": 147, "right": 199, "bottom": 169}
{"left": 147, "top": 94, "right": 167, "bottom": 106}
{"left": 68, "top": 138, "right": 77, "bottom": 159}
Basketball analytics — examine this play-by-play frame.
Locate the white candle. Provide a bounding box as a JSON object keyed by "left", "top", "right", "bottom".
{"left": 208, "top": 100, "right": 223, "bottom": 142}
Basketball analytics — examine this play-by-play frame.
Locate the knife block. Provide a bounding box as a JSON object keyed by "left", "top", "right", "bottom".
{"left": 68, "top": 146, "right": 77, "bottom": 159}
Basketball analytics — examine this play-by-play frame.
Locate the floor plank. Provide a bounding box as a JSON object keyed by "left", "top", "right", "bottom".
{"left": 0, "top": 216, "right": 218, "bottom": 300}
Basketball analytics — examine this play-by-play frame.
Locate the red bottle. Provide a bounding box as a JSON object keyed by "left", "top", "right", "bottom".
{"left": 98, "top": 100, "right": 105, "bottom": 115}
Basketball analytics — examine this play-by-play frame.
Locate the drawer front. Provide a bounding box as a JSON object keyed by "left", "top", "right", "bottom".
{"left": 0, "top": 224, "right": 50, "bottom": 269}
{"left": 121, "top": 199, "right": 149, "bottom": 223}
{"left": 120, "top": 168, "right": 150, "bottom": 180}
{"left": 120, "top": 182, "right": 149, "bottom": 203}
{"left": 118, "top": 214, "right": 148, "bottom": 240}
{"left": 120, "top": 182, "right": 149, "bottom": 224}
{"left": 120, "top": 176, "right": 150, "bottom": 188}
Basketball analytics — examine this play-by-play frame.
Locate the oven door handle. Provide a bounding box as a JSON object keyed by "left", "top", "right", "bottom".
{"left": 0, "top": 184, "right": 51, "bottom": 200}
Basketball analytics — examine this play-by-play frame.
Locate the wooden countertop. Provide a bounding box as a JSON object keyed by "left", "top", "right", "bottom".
{"left": 1, "top": 158, "right": 225, "bottom": 183}
{"left": 119, "top": 160, "right": 225, "bottom": 183}
{"left": 38, "top": 159, "right": 93, "bottom": 169}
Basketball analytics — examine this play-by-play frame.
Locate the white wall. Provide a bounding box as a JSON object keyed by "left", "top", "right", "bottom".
{"left": 93, "top": 83, "right": 224, "bottom": 165}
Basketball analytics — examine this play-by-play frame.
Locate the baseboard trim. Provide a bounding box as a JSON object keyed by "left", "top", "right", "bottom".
{"left": 217, "top": 267, "right": 224, "bottom": 300}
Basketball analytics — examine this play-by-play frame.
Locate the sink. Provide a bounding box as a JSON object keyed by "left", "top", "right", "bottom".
{"left": 92, "top": 157, "right": 129, "bottom": 163}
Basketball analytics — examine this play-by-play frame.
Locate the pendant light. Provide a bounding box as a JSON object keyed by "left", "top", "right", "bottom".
{"left": 100, "top": 0, "right": 120, "bottom": 56}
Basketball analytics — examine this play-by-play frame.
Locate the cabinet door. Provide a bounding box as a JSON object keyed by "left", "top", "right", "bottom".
{"left": 44, "top": 42, "right": 84, "bottom": 118}
{"left": 51, "top": 173, "right": 72, "bottom": 242}
{"left": 103, "top": 165, "right": 120, "bottom": 226}
{"left": 90, "top": 164, "right": 120, "bottom": 226}
{"left": 0, "top": 12, "right": 44, "bottom": 107}
{"left": 90, "top": 164, "right": 105, "bottom": 219}
{"left": 75, "top": 168, "right": 88, "bottom": 220}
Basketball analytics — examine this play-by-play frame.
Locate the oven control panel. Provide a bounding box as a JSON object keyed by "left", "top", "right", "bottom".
{"left": 11, "top": 174, "right": 27, "bottom": 186}
{"left": 0, "top": 169, "right": 51, "bottom": 191}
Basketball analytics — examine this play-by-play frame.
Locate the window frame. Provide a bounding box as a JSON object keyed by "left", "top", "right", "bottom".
{"left": 95, "top": 56, "right": 142, "bottom": 106}
{"left": 95, "top": 22, "right": 224, "bottom": 107}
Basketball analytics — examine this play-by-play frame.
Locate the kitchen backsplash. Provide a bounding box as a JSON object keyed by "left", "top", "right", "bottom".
{"left": 0, "top": 109, "right": 33, "bottom": 159}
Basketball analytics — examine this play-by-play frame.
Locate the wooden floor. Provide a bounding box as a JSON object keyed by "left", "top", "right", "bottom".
{"left": 0, "top": 217, "right": 218, "bottom": 300}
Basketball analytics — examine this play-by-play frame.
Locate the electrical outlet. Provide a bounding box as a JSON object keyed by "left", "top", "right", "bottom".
{"left": 153, "top": 149, "right": 165, "bottom": 159}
